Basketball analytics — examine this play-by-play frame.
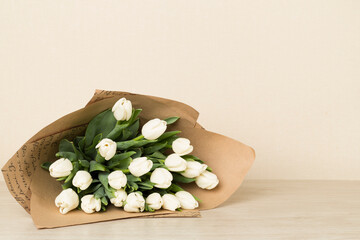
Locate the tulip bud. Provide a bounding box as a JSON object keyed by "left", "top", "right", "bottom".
{"left": 195, "top": 171, "right": 219, "bottom": 190}
{"left": 112, "top": 97, "right": 132, "bottom": 121}
{"left": 141, "top": 118, "right": 167, "bottom": 140}
{"left": 162, "top": 194, "right": 181, "bottom": 211}
{"left": 172, "top": 138, "right": 193, "bottom": 156}
{"left": 145, "top": 193, "right": 163, "bottom": 210}
{"left": 49, "top": 158, "right": 73, "bottom": 178}
{"left": 175, "top": 191, "right": 199, "bottom": 210}
{"left": 181, "top": 161, "right": 207, "bottom": 178}
{"left": 110, "top": 189, "right": 127, "bottom": 207}
{"left": 108, "top": 170, "right": 127, "bottom": 189}
{"left": 164, "top": 154, "right": 187, "bottom": 172}
{"left": 55, "top": 188, "right": 79, "bottom": 214}
{"left": 124, "top": 192, "right": 145, "bottom": 212}
{"left": 128, "top": 157, "right": 153, "bottom": 177}
{"left": 150, "top": 168, "right": 173, "bottom": 189}
{"left": 95, "top": 138, "right": 117, "bottom": 160}
{"left": 72, "top": 170, "right": 92, "bottom": 190}
{"left": 80, "top": 194, "right": 101, "bottom": 214}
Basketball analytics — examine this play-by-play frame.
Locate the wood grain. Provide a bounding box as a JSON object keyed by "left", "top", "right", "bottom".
{"left": 0, "top": 180, "right": 359, "bottom": 239}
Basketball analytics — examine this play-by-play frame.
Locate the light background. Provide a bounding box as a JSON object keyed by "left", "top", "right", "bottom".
{"left": 0, "top": 0, "right": 359, "bottom": 180}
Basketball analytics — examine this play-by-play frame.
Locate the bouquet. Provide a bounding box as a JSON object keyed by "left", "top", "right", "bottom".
{"left": 2, "top": 90, "right": 255, "bottom": 228}
{"left": 41, "top": 98, "right": 219, "bottom": 214}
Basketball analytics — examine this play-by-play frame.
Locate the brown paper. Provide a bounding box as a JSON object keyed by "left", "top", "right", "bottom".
{"left": 1, "top": 90, "right": 255, "bottom": 228}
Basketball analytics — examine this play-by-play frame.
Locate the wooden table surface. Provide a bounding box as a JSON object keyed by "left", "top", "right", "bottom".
{"left": 1, "top": 180, "right": 359, "bottom": 240}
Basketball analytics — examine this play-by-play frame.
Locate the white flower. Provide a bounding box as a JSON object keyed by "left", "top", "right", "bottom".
{"left": 128, "top": 157, "right": 153, "bottom": 177}
{"left": 110, "top": 189, "right": 127, "bottom": 207}
{"left": 72, "top": 170, "right": 92, "bottom": 190}
{"left": 145, "top": 193, "right": 163, "bottom": 210}
{"left": 195, "top": 171, "right": 219, "bottom": 190}
{"left": 81, "top": 194, "right": 101, "bottom": 214}
{"left": 55, "top": 188, "right": 79, "bottom": 214}
{"left": 141, "top": 118, "right": 167, "bottom": 140}
{"left": 95, "top": 138, "right": 117, "bottom": 160}
{"left": 150, "top": 168, "right": 173, "bottom": 189}
{"left": 108, "top": 170, "right": 127, "bottom": 189}
{"left": 112, "top": 97, "right": 132, "bottom": 121}
{"left": 175, "top": 191, "right": 199, "bottom": 210}
{"left": 124, "top": 192, "right": 145, "bottom": 212}
{"left": 172, "top": 138, "right": 193, "bottom": 156}
{"left": 164, "top": 154, "right": 187, "bottom": 172}
{"left": 181, "top": 161, "right": 208, "bottom": 178}
{"left": 162, "top": 194, "right": 181, "bottom": 211}
{"left": 49, "top": 158, "right": 73, "bottom": 178}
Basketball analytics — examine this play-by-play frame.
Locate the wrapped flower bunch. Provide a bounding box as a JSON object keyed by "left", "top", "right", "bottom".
{"left": 41, "top": 98, "right": 219, "bottom": 214}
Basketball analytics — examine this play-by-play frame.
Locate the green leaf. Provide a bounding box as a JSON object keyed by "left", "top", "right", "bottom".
{"left": 145, "top": 203, "right": 155, "bottom": 212}
{"left": 116, "top": 139, "right": 156, "bottom": 150}
{"left": 150, "top": 163, "right": 163, "bottom": 171}
{"left": 55, "top": 152, "right": 78, "bottom": 161}
{"left": 138, "top": 180, "right": 156, "bottom": 190}
{"left": 41, "top": 162, "right": 52, "bottom": 171}
{"left": 172, "top": 173, "right": 196, "bottom": 183}
{"left": 79, "top": 183, "right": 102, "bottom": 197}
{"left": 182, "top": 155, "right": 204, "bottom": 163}
{"left": 148, "top": 151, "right": 166, "bottom": 159}
{"left": 206, "top": 166, "right": 213, "bottom": 172}
{"left": 101, "top": 196, "right": 108, "bottom": 205}
{"left": 98, "top": 172, "right": 110, "bottom": 190}
{"left": 127, "top": 174, "right": 141, "bottom": 182}
{"left": 107, "top": 151, "right": 136, "bottom": 169}
{"left": 168, "top": 183, "right": 184, "bottom": 193}
{"left": 79, "top": 160, "right": 90, "bottom": 168}
{"left": 61, "top": 181, "right": 73, "bottom": 190}
{"left": 105, "top": 188, "right": 116, "bottom": 199}
{"left": 85, "top": 109, "right": 117, "bottom": 147}
{"left": 127, "top": 182, "right": 138, "bottom": 192}
{"left": 106, "top": 122, "right": 129, "bottom": 140}
{"left": 164, "top": 117, "right": 179, "bottom": 125}
{"left": 84, "top": 133, "right": 102, "bottom": 159}
{"left": 64, "top": 162, "right": 79, "bottom": 183}
{"left": 59, "top": 139, "right": 74, "bottom": 152}
{"left": 120, "top": 119, "right": 140, "bottom": 141}
{"left": 143, "top": 141, "right": 168, "bottom": 155}
{"left": 94, "top": 186, "right": 106, "bottom": 199}
{"left": 192, "top": 194, "right": 202, "bottom": 203}
{"left": 90, "top": 161, "right": 107, "bottom": 172}
{"left": 157, "top": 131, "right": 181, "bottom": 142}
{"left": 132, "top": 148, "right": 142, "bottom": 159}
{"left": 95, "top": 152, "right": 106, "bottom": 163}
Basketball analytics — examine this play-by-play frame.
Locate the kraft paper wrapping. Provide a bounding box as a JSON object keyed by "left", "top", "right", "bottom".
{"left": 1, "top": 90, "right": 255, "bottom": 229}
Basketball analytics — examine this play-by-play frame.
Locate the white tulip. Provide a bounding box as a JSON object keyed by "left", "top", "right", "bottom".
{"left": 181, "top": 161, "right": 208, "bottom": 178}
{"left": 164, "top": 154, "right": 187, "bottom": 172}
{"left": 72, "top": 170, "right": 92, "bottom": 190}
{"left": 145, "top": 193, "right": 163, "bottom": 210}
{"left": 49, "top": 158, "right": 73, "bottom": 178}
{"left": 195, "top": 171, "right": 219, "bottom": 190}
{"left": 141, "top": 118, "right": 167, "bottom": 140}
{"left": 162, "top": 194, "right": 181, "bottom": 211}
{"left": 175, "top": 191, "right": 199, "bottom": 210}
{"left": 150, "top": 168, "right": 173, "bottom": 189}
{"left": 95, "top": 138, "right": 117, "bottom": 160}
{"left": 110, "top": 189, "right": 127, "bottom": 207}
{"left": 172, "top": 138, "right": 193, "bottom": 156}
{"left": 124, "top": 192, "right": 145, "bottom": 212}
{"left": 108, "top": 170, "right": 127, "bottom": 189}
{"left": 55, "top": 188, "right": 79, "bottom": 214}
{"left": 112, "top": 97, "right": 132, "bottom": 121}
{"left": 128, "top": 157, "right": 153, "bottom": 177}
{"left": 81, "top": 194, "right": 101, "bottom": 214}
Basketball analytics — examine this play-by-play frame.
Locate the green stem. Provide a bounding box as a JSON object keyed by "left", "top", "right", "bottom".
{"left": 132, "top": 135, "right": 144, "bottom": 141}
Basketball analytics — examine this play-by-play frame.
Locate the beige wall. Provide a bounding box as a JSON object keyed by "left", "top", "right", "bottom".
{"left": 1, "top": 0, "right": 359, "bottom": 180}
